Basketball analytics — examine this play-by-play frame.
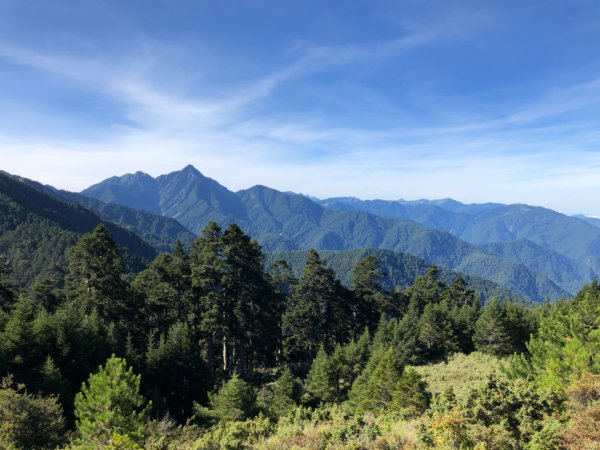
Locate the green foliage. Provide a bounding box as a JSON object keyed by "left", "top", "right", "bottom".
{"left": 0, "top": 172, "right": 155, "bottom": 287}
{"left": 145, "top": 323, "right": 209, "bottom": 421}
{"left": 421, "top": 376, "right": 565, "bottom": 449}
{"left": 303, "top": 346, "right": 338, "bottom": 405}
{"left": 282, "top": 250, "right": 352, "bottom": 370}
{"left": 351, "top": 255, "right": 394, "bottom": 331}
{"left": 74, "top": 355, "right": 151, "bottom": 445}
{"left": 390, "top": 368, "right": 431, "bottom": 418}
{"left": 192, "top": 414, "right": 274, "bottom": 450}
{"left": 66, "top": 224, "right": 131, "bottom": 319}
{"left": 0, "top": 376, "right": 65, "bottom": 449}
{"left": 134, "top": 247, "right": 193, "bottom": 337}
{"left": 419, "top": 302, "right": 458, "bottom": 361}
{"left": 257, "top": 367, "right": 302, "bottom": 419}
{"left": 413, "top": 352, "right": 505, "bottom": 401}
{"left": 474, "top": 299, "right": 535, "bottom": 357}
{"left": 206, "top": 373, "right": 257, "bottom": 422}
{"left": 191, "top": 222, "right": 278, "bottom": 377}
{"left": 511, "top": 282, "right": 600, "bottom": 392}
{"left": 349, "top": 348, "right": 404, "bottom": 414}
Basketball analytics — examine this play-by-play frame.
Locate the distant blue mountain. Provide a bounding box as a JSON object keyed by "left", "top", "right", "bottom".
{"left": 80, "top": 166, "right": 578, "bottom": 301}
{"left": 318, "top": 197, "right": 600, "bottom": 294}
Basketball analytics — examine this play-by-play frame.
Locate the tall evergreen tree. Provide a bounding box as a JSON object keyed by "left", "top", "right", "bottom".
{"left": 190, "top": 221, "right": 226, "bottom": 375}
{"left": 134, "top": 243, "right": 193, "bottom": 337}
{"left": 191, "top": 222, "right": 278, "bottom": 377}
{"left": 65, "top": 224, "right": 131, "bottom": 324}
{"left": 145, "top": 322, "right": 209, "bottom": 421}
{"left": 282, "top": 250, "right": 351, "bottom": 370}
{"left": 269, "top": 259, "right": 296, "bottom": 365}
{"left": 406, "top": 265, "right": 446, "bottom": 310}
{"left": 473, "top": 299, "right": 514, "bottom": 357}
{"left": 418, "top": 302, "right": 458, "bottom": 361}
{"left": 351, "top": 256, "right": 392, "bottom": 334}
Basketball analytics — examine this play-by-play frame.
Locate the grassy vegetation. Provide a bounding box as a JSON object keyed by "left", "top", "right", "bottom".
{"left": 410, "top": 352, "right": 505, "bottom": 400}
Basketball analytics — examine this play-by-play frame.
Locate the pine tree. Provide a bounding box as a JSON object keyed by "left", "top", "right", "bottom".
{"left": 406, "top": 265, "right": 446, "bottom": 310}
{"left": 191, "top": 222, "right": 278, "bottom": 377}
{"left": 355, "top": 348, "right": 404, "bottom": 413}
{"left": 303, "top": 346, "right": 338, "bottom": 405}
{"left": 190, "top": 221, "right": 226, "bottom": 376}
{"left": 514, "top": 282, "right": 600, "bottom": 392}
{"left": 207, "top": 373, "right": 256, "bottom": 422}
{"left": 0, "top": 295, "right": 42, "bottom": 385}
{"left": 332, "top": 329, "right": 371, "bottom": 399}
{"left": 351, "top": 256, "right": 387, "bottom": 333}
{"left": 270, "top": 367, "right": 302, "bottom": 418}
{"left": 418, "top": 302, "right": 458, "bottom": 361}
{"left": 134, "top": 243, "right": 193, "bottom": 338}
{"left": 393, "top": 300, "right": 424, "bottom": 365}
{"left": 74, "top": 355, "right": 151, "bottom": 445}
{"left": 282, "top": 250, "right": 352, "bottom": 370}
{"left": 473, "top": 299, "right": 514, "bottom": 357}
{"left": 390, "top": 368, "right": 431, "bottom": 418}
{"left": 66, "top": 224, "right": 130, "bottom": 324}
{"left": 145, "top": 322, "right": 209, "bottom": 421}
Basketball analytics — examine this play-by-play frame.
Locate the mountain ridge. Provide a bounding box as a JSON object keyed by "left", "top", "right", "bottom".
{"left": 79, "top": 165, "right": 576, "bottom": 301}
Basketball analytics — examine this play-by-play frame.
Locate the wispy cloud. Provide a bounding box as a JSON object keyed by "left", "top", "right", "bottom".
{"left": 1, "top": 3, "right": 600, "bottom": 215}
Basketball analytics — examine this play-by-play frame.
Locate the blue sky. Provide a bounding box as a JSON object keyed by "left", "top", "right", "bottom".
{"left": 2, "top": 1, "right": 600, "bottom": 215}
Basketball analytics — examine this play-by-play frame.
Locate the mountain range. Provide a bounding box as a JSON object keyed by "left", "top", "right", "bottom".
{"left": 1, "top": 164, "right": 598, "bottom": 301}
{"left": 76, "top": 164, "right": 600, "bottom": 300}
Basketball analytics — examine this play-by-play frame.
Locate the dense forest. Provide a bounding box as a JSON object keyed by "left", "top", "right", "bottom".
{"left": 0, "top": 223, "right": 598, "bottom": 449}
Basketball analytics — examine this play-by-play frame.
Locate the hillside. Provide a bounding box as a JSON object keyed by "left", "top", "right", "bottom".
{"left": 80, "top": 166, "right": 570, "bottom": 301}
{"left": 265, "top": 248, "right": 520, "bottom": 302}
{"left": 319, "top": 197, "right": 600, "bottom": 292}
{"left": 11, "top": 174, "right": 197, "bottom": 253}
{"left": 0, "top": 172, "right": 157, "bottom": 286}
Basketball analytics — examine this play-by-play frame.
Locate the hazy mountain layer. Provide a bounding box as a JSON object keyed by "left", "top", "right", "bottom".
{"left": 81, "top": 166, "right": 572, "bottom": 301}
{"left": 265, "top": 248, "right": 520, "bottom": 303}
{"left": 320, "top": 197, "right": 600, "bottom": 292}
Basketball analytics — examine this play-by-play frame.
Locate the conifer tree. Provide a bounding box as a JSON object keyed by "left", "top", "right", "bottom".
{"left": 303, "top": 346, "right": 338, "bottom": 405}
{"left": 390, "top": 368, "right": 431, "bottom": 417}
{"left": 190, "top": 221, "right": 226, "bottom": 375}
{"left": 66, "top": 224, "right": 130, "bottom": 324}
{"left": 473, "top": 299, "right": 514, "bottom": 357}
{"left": 270, "top": 367, "right": 302, "bottom": 417}
{"left": 269, "top": 259, "right": 296, "bottom": 364}
{"left": 145, "top": 322, "right": 209, "bottom": 421}
{"left": 282, "top": 250, "right": 351, "bottom": 369}
{"left": 354, "top": 348, "right": 404, "bottom": 413}
{"left": 207, "top": 373, "right": 256, "bottom": 422}
{"left": 393, "top": 300, "right": 424, "bottom": 365}
{"left": 191, "top": 222, "right": 277, "bottom": 376}
{"left": 74, "top": 355, "right": 151, "bottom": 445}
{"left": 351, "top": 255, "right": 389, "bottom": 333}
{"left": 332, "top": 330, "right": 371, "bottom": 398}
{"left": 406, "top": 265, "right": 446, "bottom": 310}
{"left": 418, "top": 302, "right": 458, "bottom": 361}
{"left": 134, "top": 243, "right": 192, "bottom": 337}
